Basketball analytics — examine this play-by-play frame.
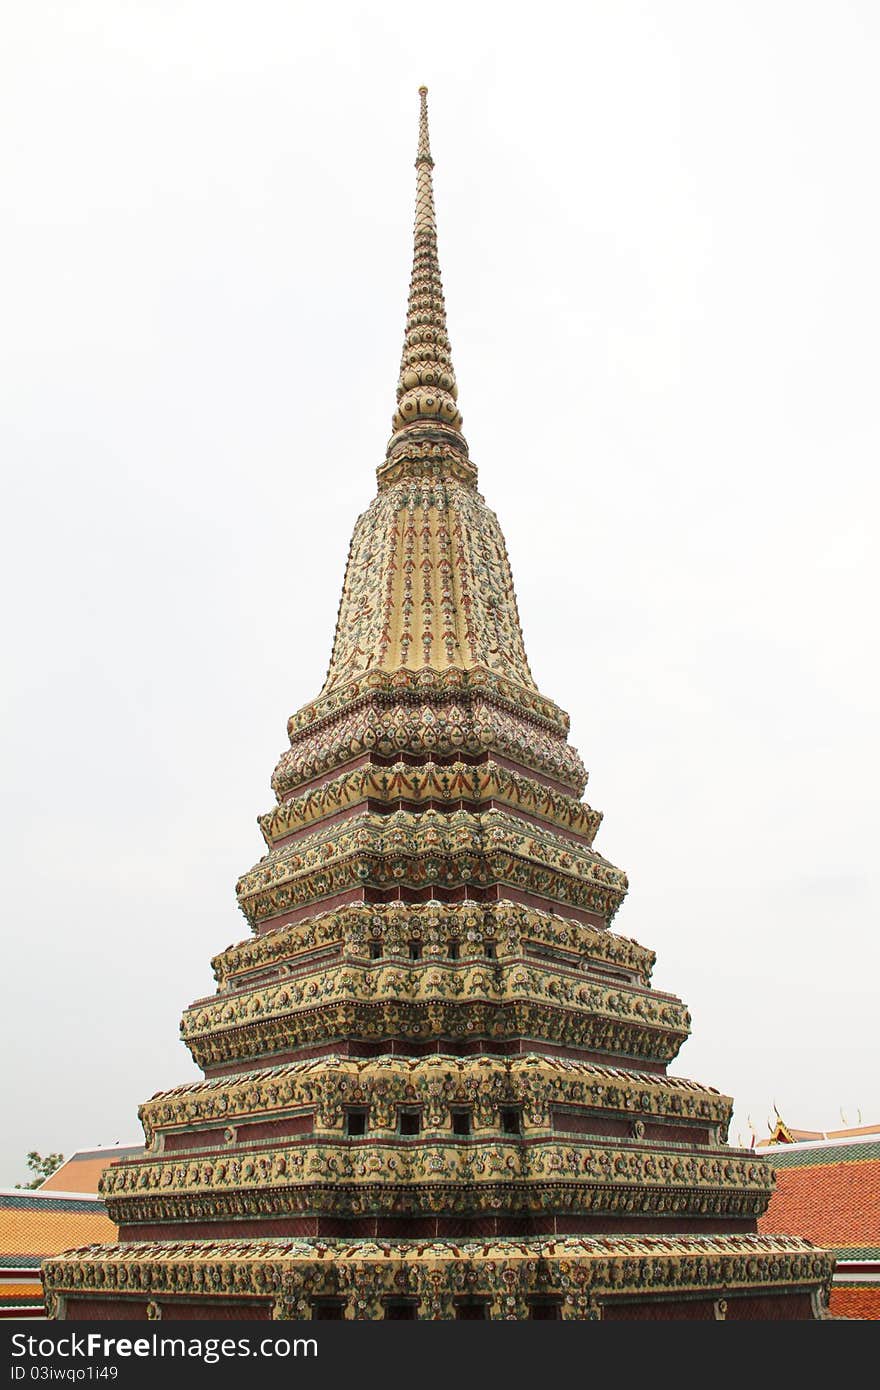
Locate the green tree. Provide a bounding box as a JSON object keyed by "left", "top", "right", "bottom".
{"left": 15, "top": 1151, "right": 65, "bottom": 1189}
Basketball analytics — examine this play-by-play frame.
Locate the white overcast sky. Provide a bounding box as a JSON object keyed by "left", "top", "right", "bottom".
{"left": 1, "top": 1, "right": 878, "bottom": 1186}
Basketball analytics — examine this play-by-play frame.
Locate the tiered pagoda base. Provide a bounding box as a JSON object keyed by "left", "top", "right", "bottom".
{"left": 42, "top": 902, "right": 833, "bottom": 1320}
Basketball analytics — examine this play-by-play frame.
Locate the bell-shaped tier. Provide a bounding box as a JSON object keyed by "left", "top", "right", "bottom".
{"left": 321, "top": 475, "right": 537, "bottom": 691}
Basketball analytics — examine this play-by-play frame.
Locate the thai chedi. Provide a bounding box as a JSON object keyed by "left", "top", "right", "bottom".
{"left": 44, "top": 90, "right": 833, "bottom": 1320}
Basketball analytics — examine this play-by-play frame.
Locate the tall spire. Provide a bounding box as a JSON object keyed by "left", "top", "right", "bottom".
{"left": 390, "top": 87, "right": 465, "bottom": 449}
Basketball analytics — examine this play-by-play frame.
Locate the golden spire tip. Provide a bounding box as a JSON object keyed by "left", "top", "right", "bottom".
{"left": 387, "top": 86, "right": 465, "bottom": 447}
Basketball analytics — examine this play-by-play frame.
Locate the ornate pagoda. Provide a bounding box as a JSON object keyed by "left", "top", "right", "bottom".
{"left": 44, "top": 90, "right": 833, "bottom": 1321}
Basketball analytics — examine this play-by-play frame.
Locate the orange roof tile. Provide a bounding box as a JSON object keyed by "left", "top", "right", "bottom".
{"left": 39, "top": 1146, "right": 143, "bottom": 1194}
{"left": 40, "top": 1157, "right": 119, "bottom": 1193}
{"left": 758, "top": 1157, "right": 880, "bottom": 1253}
{"left": 0, "top": 1199, "right": 117, "bottom": 1260}
{"left": 828, "top": 1286, "right": 880, "bottom": 1321}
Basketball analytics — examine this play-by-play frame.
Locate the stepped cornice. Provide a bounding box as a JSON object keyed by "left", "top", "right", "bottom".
{"left": 273, "top": 675, "right": 586, "bottom": 799}
{"left": 292, "top": 668, "right": 569, "bottom": 737}
{"left": 42, "top": 1235, "right": 834, "bottom": 1322}
{"left": 235, "top": 807, "right": 628, "bottom": 932}
{"left": 210, "top": 902, "right": 655, "bottom": 991}
{"left": 180, "top": 953, "right": 688, "bottom": 1073}
{"left": 100, "top": 1140, "right": 773, "bottom": 1229}
{"left": 259, "top": 759, "right": 602, "bottom": 845}
{"left": 139, "top": 1055, "right": 730, "bottom": 1148}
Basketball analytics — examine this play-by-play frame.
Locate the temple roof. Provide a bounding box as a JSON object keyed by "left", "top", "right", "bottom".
{"left": 757, "top": 1119, "right": 880, "bottom": 1147}
{"left": 38, "top": 1144, "right": 145, "bottom": 1193}
{"left": 0, "top": 1189, "right": 118, "bottom": 1317}
{"left": 1, "top": 1147, "right": 142, "bottom": 1317}
{"left": 757, "top": 1131, "right": 880, "bottom": 1266}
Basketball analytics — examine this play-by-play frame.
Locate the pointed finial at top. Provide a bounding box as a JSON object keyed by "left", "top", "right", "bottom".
{"left": 416, "top": 86, "right": 433, "bottom": 167}
{"left": 388, "top": 88, "right": 465, "bottom": 451}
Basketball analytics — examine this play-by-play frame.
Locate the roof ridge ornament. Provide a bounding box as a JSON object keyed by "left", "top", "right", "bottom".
{"left": 388, "top": 88, "right": 467, "bottom": 454}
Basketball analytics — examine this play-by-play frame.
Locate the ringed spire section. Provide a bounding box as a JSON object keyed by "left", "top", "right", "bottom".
{"left": 389, "top": 86, "right": 466, "bottom": 452}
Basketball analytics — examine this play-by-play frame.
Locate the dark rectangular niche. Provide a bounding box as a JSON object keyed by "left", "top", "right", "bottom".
{"left": 500, "top": 1108, "right": 523, "bottom": 1135}
{"left": 451, "top": 1109, "right": 472, "bottom": 1136}
{"left": 455, "top": 1302, "right": 489, "bottom": 1319}
{"left": 384, "top": 1301, "right": 418, "bottom": 1320}
{"left": 529, "top": 1301, "right": 562, "bottom": 1320}
{"left": 344, "top": 1109, "right": 368, "bottom": 1137}
{"left": 398, "top": 1109, "right": 422, "bottom": 1137}
{"left": 312, "top": 1301, "right": 345, "bottom": 1320}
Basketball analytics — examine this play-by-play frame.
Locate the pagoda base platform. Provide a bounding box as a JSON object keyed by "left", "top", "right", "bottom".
{"left": 43, "top": 1234, "right": 833, "bottom": 1320}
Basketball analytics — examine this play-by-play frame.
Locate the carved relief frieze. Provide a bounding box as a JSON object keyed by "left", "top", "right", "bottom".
{"left": 211, "top": 902, "right": 654, "bottom": 990}
{"left": 42, "top": 1234, "right": 835, "bottom": 1321}
{"left": 236, "top": 808, "right": 627, "bottom": 928}
{"left": 139, "top": 1053, "right": 730, "bottom": 1147}
{"left": 260, "top": 759, "right": 602, "bottom": 844}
